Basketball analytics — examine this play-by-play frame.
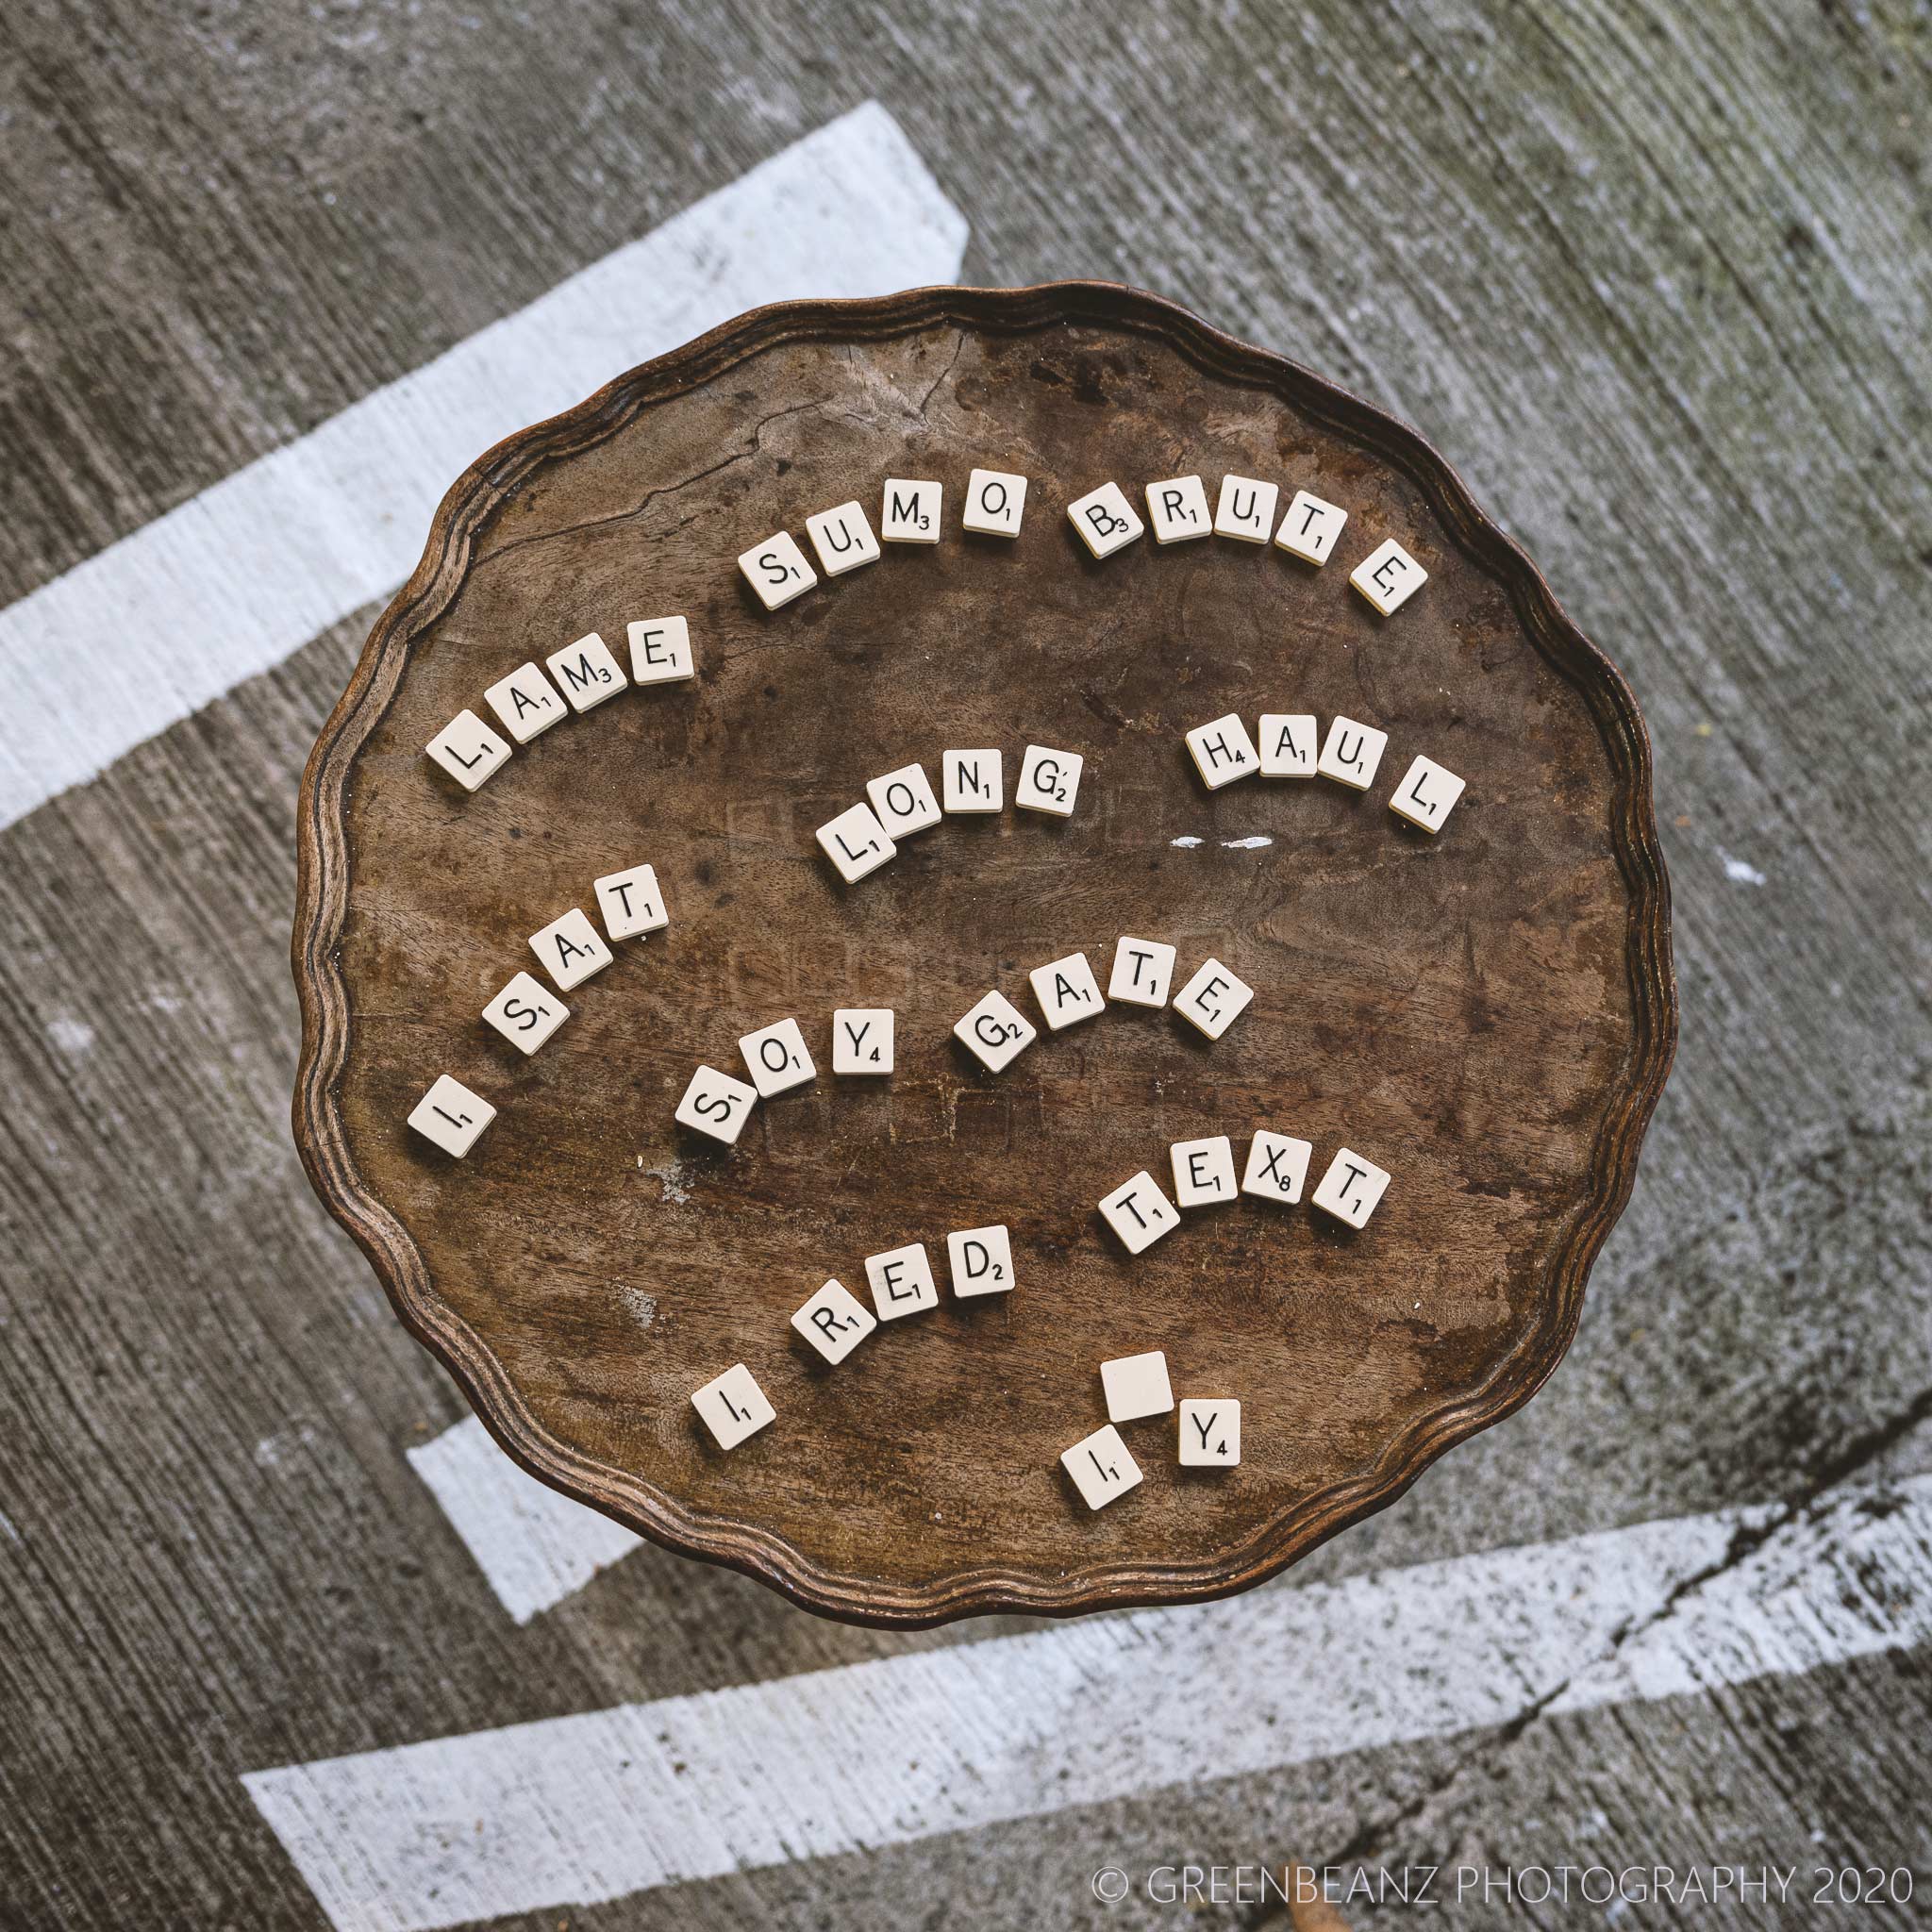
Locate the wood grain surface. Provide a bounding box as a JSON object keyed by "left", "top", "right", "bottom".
{"left": 294, "top": 284, "right": 1673, "bottom": 1624}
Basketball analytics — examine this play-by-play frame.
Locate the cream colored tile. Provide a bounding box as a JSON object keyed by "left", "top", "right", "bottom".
{"left": 691, "top": 1363, "right": 774, "bottom": 1449}
{"left": 739, "top": 531, "right": 818, "bottom": 609}
{"left": 407, "top": 1074, "right": 496, "bottom": 1158}
{"left": 426, "top": 710, "right": 511, "bottom": 791}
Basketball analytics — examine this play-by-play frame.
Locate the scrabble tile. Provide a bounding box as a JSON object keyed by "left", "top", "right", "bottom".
{"left": 691, "top": 1362, "right": 774, "bottom": 1450}
{"left": 1185, "top": 713, "right": 1260, "bottom": 790}
{"left": 1067, "top": 480, "right": 1144, "bottom": 558}
{"left": 1061, "top": 1423, "right": 1142, "bottom": 1510}
{"left": 626, "top": 615, "right": 694, "bottom": 686}
{"left": 954, "top": 989, "right": 1037, "bottom": 1073}
{"left": 1274, "top": 489, "right": 1347, "bottom": 565}
{"left": 544, "top": 632, "right": 626, "bottom": 713}
{"left": 947, "top": 1224, "right": 1014, "bottom": 1298}
{"left": 1028, "top": 951, "right": 1105, "bottom": 1032}
{"left": 866, "top": 761, "right": 941, "bottom": 839}
{"left": 1170, "top": 1134, "right": 1237, "bottom": 1208}
{"left": 1389, "top": 754, "right": 1467, "bottom": 834}
{"left": 833, "top": 1008, "right": 894, "bottom": 1075}
{"left": 864, "top": 1241, "right": 940, "bottom": 1321}
{"left": 738, "top": 1016, "right": 816, "bottom": 1098}
{"left": 1317, "top": 715, "right": 1389, "bottom": 791}
{"left": 408, "top": 1074, "right": 496, "bottom": 1158}
{"left": 1174, "top": 957, "right": 1254, "bottom": 1041}
{"left": 791, "top": 1278, "right": 877, "bottom": 1365}
{"left": 962, "top": 467, "right": 1028, "bottom": 538}
{"left": 483, "top": 661, "right": 567, "bottom": 744}
{"left": 528, "top": 907, "right": 614, "bottom": 990}
{"left": 1214, "top": 474, "right": 1279, "bottom": 543}
{"left": 815, "top": 802, "right": 898, "bottom": 884}
{"left": 806, "top": 499, "right": 881, "bottom": 576}
{"left": 1099, "top": 1170, "right": 1179, "bottom": 1255}
{"left": 1014, "top": 743, "right": 1084, "bottom": 817}
{"left": 1257, "top": 712, "right": 1319, "bottom": 778}
{"left": 942, "top": 749, "right": 1004, "bottom": 814}
{"left": 1108, "top": 936, "right": 1176, "bottom": 1008}
{"left": 1144, "top": 474, "right": 1211, "bottom": 544}
{"left": 1351, "top": 537, "right": 1428, "bottom": 614}
{"left": 426, "top": 710, "right": 511, "bottom": 791}
{"left": 1242, "top": 1129, "right": 1312, "bottom": 1205}
{"left": 880, "top": 476, "right": 942, "bottom": 543}
{"left": 1178, "top": 1398, "right": 1241, "bottom": 1467}
{"left": 674, "top": 1064, "right": 758, "bottom": 1146}
{"left": 738, "top": 530, "right": 818, "bottom": 610}
{"left": 594, "top": 862, "right": 667, "bottom": 941}
{"left": 481, "top": 971, "right": 569, "bottom": 1057}
{"left": 1312, "top": 1147, "right": 1391, "bottom": 1228}
{"left": 1102, "top": 1349, "right": 1174, "bottom": 1423}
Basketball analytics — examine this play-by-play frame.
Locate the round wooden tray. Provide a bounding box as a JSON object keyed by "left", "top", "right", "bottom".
{"left": 292, "top": 282, "right": 1675, "bottom": 1626}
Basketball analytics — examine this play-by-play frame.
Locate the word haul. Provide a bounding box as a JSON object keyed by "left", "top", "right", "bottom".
{"left": 412, "top": 456, "right": 1436, "bottom": 1518}
{"left": 1184, "top": 712, "right": 1464, "bottom": 834}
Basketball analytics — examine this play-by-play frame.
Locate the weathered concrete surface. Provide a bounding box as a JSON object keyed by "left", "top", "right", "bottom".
{"left": 1, "top": 2, "right": 1927, "bottom": 1925}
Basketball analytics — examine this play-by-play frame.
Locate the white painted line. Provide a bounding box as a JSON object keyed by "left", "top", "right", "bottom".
{"left": 407, "top": 1418, "right": 642, "bottom": 1626}
{"left": 0, "top": 102, "right": 967, "bottom": 830}
{"left": 244, "top": 1475, "right": 1932, "bottom": 1932}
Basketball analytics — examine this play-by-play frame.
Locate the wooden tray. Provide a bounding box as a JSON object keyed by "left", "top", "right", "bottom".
{"left": 292, "top": 282, "right": 1675, "bottom": 1626}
